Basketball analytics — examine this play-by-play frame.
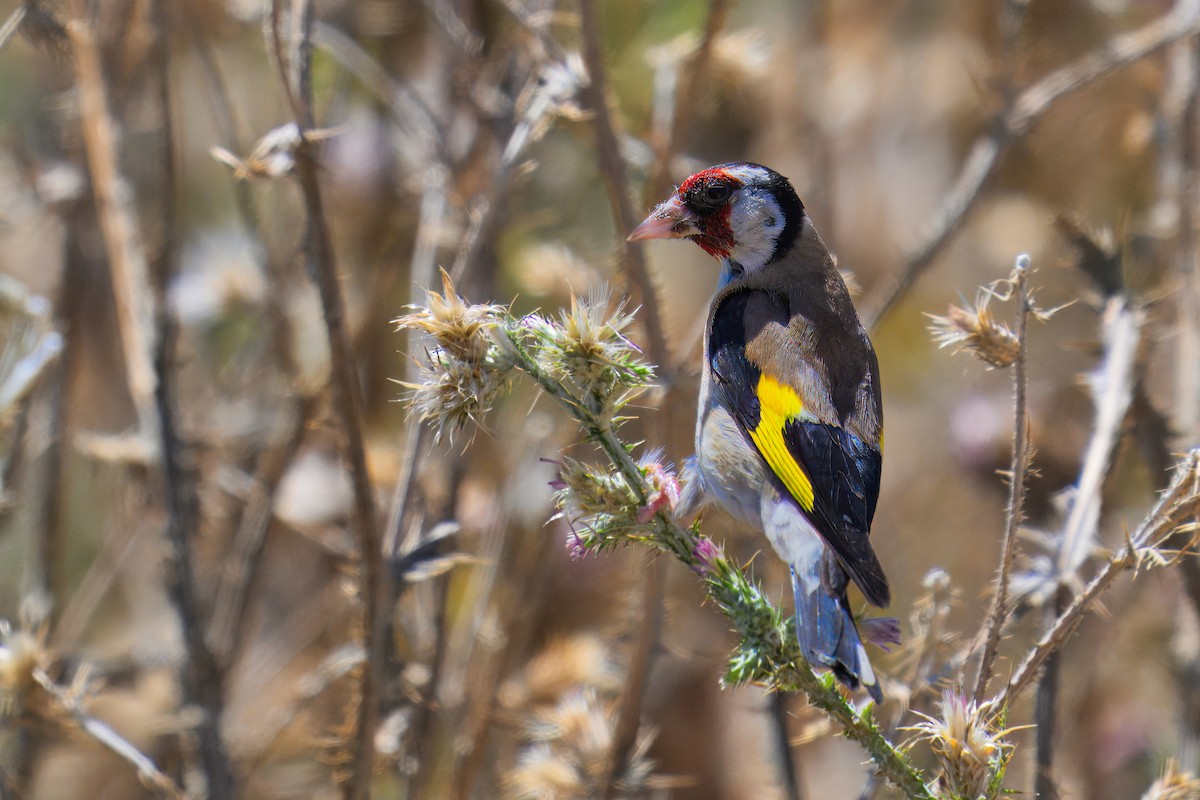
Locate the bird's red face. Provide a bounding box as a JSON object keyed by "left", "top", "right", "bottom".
{"left": 628, "top": 167, "right": 744, "bottom": 259}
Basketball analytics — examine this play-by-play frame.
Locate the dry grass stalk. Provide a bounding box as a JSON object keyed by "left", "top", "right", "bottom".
{"left": 67, "top": 17, "right": 159, "bottom": 441}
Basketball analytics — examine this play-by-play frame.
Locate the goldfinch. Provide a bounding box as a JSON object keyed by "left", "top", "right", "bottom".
{"left": 629, "top": 162, "right": 889, "bottom": 699}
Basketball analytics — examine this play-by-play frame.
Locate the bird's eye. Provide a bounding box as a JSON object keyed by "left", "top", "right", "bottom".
{"left": 704, "top": 184, "right": 731, "bottom": 203}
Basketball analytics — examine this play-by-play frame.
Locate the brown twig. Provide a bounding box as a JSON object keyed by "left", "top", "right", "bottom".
{"left": 972, "top": 255, "right": 1031, "bottom": 702}
{"left": 642, "top": 0, "right": 732, "bottom": 206}
{"left": 1174, "top": 36, "right": 1200, "bottom": 447}
{"left": 272, "top": 4, "right": 383, "bottom": 797}
{"left": 149, "top": 3, "right": 238, "bottom": 795}
{"left": 769, "top": 690, "right": 806, "bottom": 800}
{"left": 67, "top": 14, "right": 159, "bottom": 439}
{"left": 32, "top": 669, "right": 185, "bottom": 800}
{"left": 997, "top": 450, "right": 1200, "bottom": 706}
{"left": 1058, "top": 298, "right": 1142, "bottom": 576}
{"left": 575, "top": 3, "right": 677, "bottom": 792}
{"left": 577, "top": 0, "right": 672, "bottom": 378}
{"left": 602, "top": 557, "right": 665, "bottom": 800}
{"left": 865, "top": 0, "right": 1200, "bottom": 329}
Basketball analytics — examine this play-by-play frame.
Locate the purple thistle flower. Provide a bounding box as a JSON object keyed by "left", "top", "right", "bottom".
{"left": 692, "top": 537, "right": 722, "bottom": 576}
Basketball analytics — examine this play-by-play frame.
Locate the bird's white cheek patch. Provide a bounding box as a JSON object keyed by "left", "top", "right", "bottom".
{"left": 729, "top": 191, "right": 785, "bottom": 273}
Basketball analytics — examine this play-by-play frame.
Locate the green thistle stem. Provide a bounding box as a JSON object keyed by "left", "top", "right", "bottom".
{"left": 499, "top": 322, "right": 933, "bottom": 800}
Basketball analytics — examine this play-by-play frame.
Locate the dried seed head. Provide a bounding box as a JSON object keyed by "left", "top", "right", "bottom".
{"left": 1141, "top": 760, "right": 1200, "bottom": 800}
{"left": 927, "top": 295, "right": 1020, "bottom": 369}
{"left": 505, "top": 690, "right": 661, "bottom": 800}
{"left": 402, "top": 355, "right": 510, "bottom": 443}
{"left": 393, "top": 270, "right": 513, "bottom": 442}
{"left": 909, "top": 691, "right": 1012, "bottom": 800}
{"left": 394, "top": 269, "right": 505, "bottom": 364}
{"left": 0, "top": 613, "right": 54, "bottom": 721}
{"left": 209, "top": 123, "right": 340, "bottom": 181}
{"left": 500, "top": 635, "right": 621, "bottom": 710}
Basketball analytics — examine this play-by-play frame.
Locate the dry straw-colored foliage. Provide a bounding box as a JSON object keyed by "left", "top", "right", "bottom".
{"left": 0, "top": 1, "right": 1199, "bottom": 799}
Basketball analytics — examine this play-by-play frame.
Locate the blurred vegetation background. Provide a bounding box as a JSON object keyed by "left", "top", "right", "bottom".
{"left": 1, "top": 0, "right": 1199, "bottom": 797}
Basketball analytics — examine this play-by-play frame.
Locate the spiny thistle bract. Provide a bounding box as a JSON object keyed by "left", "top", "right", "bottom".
{"left": 1140, "top": 760, "right": 1200, "bottom": 800}
{"left": 392, "top": 269, "right": 512, "bottom": 443}
{"left": 395, "top": 275, "right": 653, "bottom": 444}
{"left": 520, "top": 291, "right": 654, "bottom": 431}
{"left": 926, "top": 290, "right": 1020, "bottom": 369}
{"left": 908, "top": 690, "right": 1016, "bottom": 800}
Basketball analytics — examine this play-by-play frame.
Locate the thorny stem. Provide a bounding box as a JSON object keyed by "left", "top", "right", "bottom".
{"left": 498, "top": 325, "right": 934, "bottom": 800}
{"left": 33, "top": 670, "right": 185, "bottom": 800}
{"left": 577, "top": 0, "right": 673, "bottom": 380}
{"left": 973, "top": 256, "right": 1031, "bottom": 702}
{"left": 273, "top": 2, "right": 383, "bottom": 797}
{"left": 150, "top": 3, "right": 238, "bottom": 795}
{"left": 643, "top": 0, "right": 732, "bottom": 205}
{"left": 997, "top": 450, "right": 1200, "bottom": 706}
{"left": 865, "top": 0, "right": 1200, "bottom": 330}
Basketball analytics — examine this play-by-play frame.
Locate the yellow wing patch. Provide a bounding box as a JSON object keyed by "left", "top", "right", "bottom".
{"left": 748, "top": 374, "right": 815, "bottom": 512}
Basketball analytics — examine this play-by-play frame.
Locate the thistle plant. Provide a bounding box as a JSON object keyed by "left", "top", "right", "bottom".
{"left": 399, "top": 273, "right": 935, "bottom": 799}
{"left": 908, "top": 692, "right": 1017, "bottom": 800}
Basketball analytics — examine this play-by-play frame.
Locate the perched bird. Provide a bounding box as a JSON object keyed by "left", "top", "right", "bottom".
{"left": 629, "top": 162, "right": 889, "bottom": 699}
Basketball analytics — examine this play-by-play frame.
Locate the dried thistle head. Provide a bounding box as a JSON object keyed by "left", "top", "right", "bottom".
{"left": 927, "top": 291, "right": 1020, "bottom": 369}
{"left": 1141, "top": 760, "right": 1200, "bottom": 800}
{"left": 499, "top": 635, "right": 622, "bottom": 710}
{"left": 210, "top": 123, "right": 341, "bottom": 181}
{"left": 908, "top": 691, "right": 1015, "bottom": 800}
{"left": 505, "top": 690, "right": 661, "bottom": 800}
{"left": 0, "top": 605, "right": 55, "bottom": 722}
{"left": 395, "top": 269, "right": 506, "bottom": 363}
{"left": 393, "top": 270, "right": 513, "bottom": 442}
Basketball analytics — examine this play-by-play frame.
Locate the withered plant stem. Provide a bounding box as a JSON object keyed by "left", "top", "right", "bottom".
{"left": 149, "top": 2, "right": 238, "bottom": 794}
{"left": 643, "top": 0, "right": 732, "bottom": 206}
{"left": 270, "top": 2, "right": 383, "bottom": 797}
{"left": 973, "top": 258, "right": 1031, "bottom": 702}
{"left": 866, "top": 0, "right": 1200, "bottom": 330}
{"left": 998, "top": 451, "right": 1200, "bottom": 706}
{"left": 577, "top": 0, "right": 672, "bottom": 380}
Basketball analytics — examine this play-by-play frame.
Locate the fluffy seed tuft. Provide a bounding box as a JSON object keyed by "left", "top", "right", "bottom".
{"left": 927, "top": 294, "right": 1020, "bottom": 369}
{"left": 908, "top": 690, "right": 1015, "bottom": 800}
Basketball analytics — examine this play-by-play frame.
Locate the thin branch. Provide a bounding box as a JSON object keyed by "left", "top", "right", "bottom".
{"left": 149, "top": 3, "right": 238, "bottom": 795}
{"left": 0, "top": 4, "right": 26, "bottom": 53}
{"left": 865, "top": 0, "right": 1200, "bottom": 329}
{"left": 67, "top": 15, "right": 159, "bottom": 439}
{"left": 1033, "top": 295, "right": 1141, "bottom": 798}
{"left": 1058, "top": 298, "right": 1142, "bottom": 575}
{"left": 33, "top": 670, "right": 185, "bottom": 800}
{"left": 601, "top": 558, "right": 665, "bottom": 799}
{"left": 770, "top": 691, "right": 806, "bottom": 800}
{"left": 1033, "top": 592, "right": 1064, "bottom": 800}
{"left": 272, "top": 5, "right": 383, "bottom": 798}
{"left": 642, "top": 0, "right": 732, "bottom": 206}
{"left": 577, "top": 0, "right": 672, "bottom": 378}
{"left": 972, "top": 255, "right": 1031, "bottom": 702}
{"left": 1174, "top": 34, "right": 1200, "bottom": 445}
{"left": 997, "top": 450, "right": 1200, "bottom": 706}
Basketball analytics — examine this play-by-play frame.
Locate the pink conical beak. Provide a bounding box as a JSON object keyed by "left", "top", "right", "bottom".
{"left": 627, "top": 196, "right": 699, "bottom": 241}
